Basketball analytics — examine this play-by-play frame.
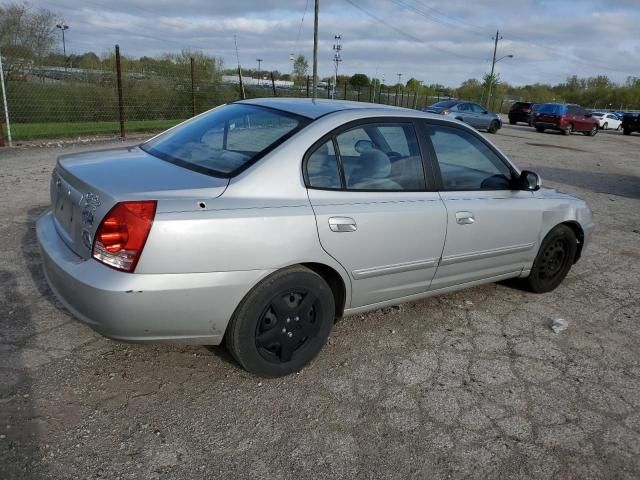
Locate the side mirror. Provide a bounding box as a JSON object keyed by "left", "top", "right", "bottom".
{"left": 354, "top": 139, "right": 374, "bottom": 153}
{"left": 519, "top": 170, "right": 541, "bottom": 191}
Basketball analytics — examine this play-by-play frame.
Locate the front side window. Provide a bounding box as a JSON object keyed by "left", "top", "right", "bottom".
{"left": 142, "top": 104, "right": 307, "bottom": 177}
{"left": 428, "top": 124, "right": 513, "bottom": 191}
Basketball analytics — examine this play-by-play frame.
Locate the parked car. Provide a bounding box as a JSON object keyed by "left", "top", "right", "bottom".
{"left": 533, "top": 103, "right": 599, "bottom": 136}
{"left": 508, "top": 102, "right": 534, "bottom": 125}
{"left": 37, "top": 98, "right": 594, "bottom": 377}
{"left": 622, "top": 112, "right": 640, "bottom": 135}
{"left": 591, "top": 112, "right": 622, "bottom": 130}
{"left": 423, "top": 100, "right": 502, "bottom": 133}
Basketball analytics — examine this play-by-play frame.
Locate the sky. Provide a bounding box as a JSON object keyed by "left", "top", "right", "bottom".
{"left": 34, "top": 0, "right": 640, "bottom": 87}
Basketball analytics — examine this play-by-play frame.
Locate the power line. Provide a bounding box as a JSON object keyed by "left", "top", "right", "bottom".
{"left": 342, "top": 0, "right": 483, "bottom": 61}
{"left": 390, "top": 0, "right": 487, "bottom": 37}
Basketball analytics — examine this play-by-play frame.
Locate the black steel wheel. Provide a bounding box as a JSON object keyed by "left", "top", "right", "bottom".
{"left": 225, "top": 266, "right": 335, "bottom": 377}
{"left": 522, "top": 224, "right": 577, "bottom": 293}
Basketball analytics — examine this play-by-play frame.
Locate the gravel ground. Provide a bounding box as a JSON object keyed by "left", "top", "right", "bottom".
{"left": 1, "top": 124, "right": 639, "bottom": 479}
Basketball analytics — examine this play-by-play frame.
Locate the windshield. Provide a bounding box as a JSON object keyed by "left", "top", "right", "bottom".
{"left": 141, "top": 104, "right": 308, "bottom": 177}
{"left": 537, "top": 104, "right": 566, "bottom": 115}
{"left": 430, "top": 100, "right": 458, "bottom": 109}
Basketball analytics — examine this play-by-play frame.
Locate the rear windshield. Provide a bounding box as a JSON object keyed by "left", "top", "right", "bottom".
{"left": 430, "top": 100, "right": 458, "bottom": 109}
{"left": 141, "top": 104, "right": 308, "bottom": 177}
{"left": 537, "top": 104, "right": 566, "bottom": 115}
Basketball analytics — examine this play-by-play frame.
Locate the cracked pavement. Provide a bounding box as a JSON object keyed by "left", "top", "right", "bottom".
{"left": 1, "top": 125, "right": 639, "bottom": 479}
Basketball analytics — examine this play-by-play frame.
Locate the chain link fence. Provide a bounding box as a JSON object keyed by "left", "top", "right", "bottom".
{"left": 0, "top": 45, "right": 443, "bottom": 145}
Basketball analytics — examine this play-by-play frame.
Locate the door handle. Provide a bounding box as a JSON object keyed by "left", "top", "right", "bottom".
{"left": 329, "top": 217, "right": 357, "bottom": 232}
{"left": 455, "top": 211, "right": 475, "bottom": 225}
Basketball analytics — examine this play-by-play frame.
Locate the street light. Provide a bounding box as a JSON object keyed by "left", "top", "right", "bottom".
{"left": 486, "top": 54, "right": 513, "bottom": 110}
{"left": 256, "top": 58, "right": 263, "bottom": 87}
{"left": 56, "top": 22, "right": 69, "bottom": 70}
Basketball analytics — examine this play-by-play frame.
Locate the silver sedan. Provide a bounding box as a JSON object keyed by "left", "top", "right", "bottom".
{"left": 37, "top": 98, "right": 594, "bottom": 377}
{"left": 423, "top": 100, "right": 503, "bottom": 133}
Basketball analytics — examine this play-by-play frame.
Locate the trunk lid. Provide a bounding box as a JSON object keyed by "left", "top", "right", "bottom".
{"left": 51, "top": 146, "right": 228, "bottom": 259}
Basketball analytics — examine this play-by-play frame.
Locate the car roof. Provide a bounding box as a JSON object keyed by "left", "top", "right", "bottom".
{"left": 235, "top": 97, "right": 411, "bottom": 120}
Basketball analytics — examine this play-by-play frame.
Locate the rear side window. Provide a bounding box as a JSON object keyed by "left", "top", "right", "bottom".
{"left": 304, "top": 122, "right": 426, "bottom": 191}
{"left": 538, "top": 104, "right": 566, "bottom": 115}
{"left": 428, "top": 125, "right": 513, "bottom": 191}
{"left": 141, "top": 104, "right": 307, "bottom": 177}
{"left": 306, "top": 140, "right": 341, "bottom": 189}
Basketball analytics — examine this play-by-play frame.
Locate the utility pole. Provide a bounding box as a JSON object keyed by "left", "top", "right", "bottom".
{"left": 312, "top": 0, "right": 319, "bottom": 100}
{"left": 486, "top": 29, "right": 501, "bottom": 110}
{"left": 256, "top": 58, "right": 263, "bottom": 87}
{"left": 234, "top": 35, "right": 245, "bottom": 99}
{"left": 332, "top": 34, "right": 342, "bottom": 99}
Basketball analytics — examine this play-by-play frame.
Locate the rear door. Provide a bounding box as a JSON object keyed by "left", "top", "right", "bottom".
{"left": 420, "top": 122, "right": 542, "bottom": 289}
{"left": 305, "top": 119, "right": 447, "bottom": 308}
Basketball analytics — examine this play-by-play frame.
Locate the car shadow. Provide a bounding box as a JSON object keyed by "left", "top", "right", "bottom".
{"left": 21, "top": 207, "right": 66, "bottom": 313}
{"left": 532, "top": 166, "right": 640, "bottom": 200}
{"left": 1, "top": 206, "right": 54, "bottom": 478}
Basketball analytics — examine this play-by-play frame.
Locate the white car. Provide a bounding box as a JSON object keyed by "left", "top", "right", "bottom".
{"left": 592, "top": 112, "right": 621, "bottom": 130}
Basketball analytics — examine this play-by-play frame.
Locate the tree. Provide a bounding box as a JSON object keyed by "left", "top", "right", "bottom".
{"left": 0, "top": 1, "right": 57, "bottom": 79}
{"left": 349, "top": 73, "right": 370, "bottom": 88}
{"left": 292, "top": 54, "right": 308, "bottom": 83}
{"left": 405, "top": 77, "right": 422, "bottom": 93}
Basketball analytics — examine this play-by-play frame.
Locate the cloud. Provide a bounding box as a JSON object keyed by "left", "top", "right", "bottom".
{"left": 37, "top": 0, "right": 640, "bottom": 85}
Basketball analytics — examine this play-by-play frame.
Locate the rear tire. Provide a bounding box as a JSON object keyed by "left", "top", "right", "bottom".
{"left": 521, "top": 225, "right": 577, "bottom": 293}
{"left": 535, "top": 126, "right": 545, "bottom": 133}
{"left": 509, "top": 119, "right": 517, "bottom": 125}
{"left": 225, "top": 266, "right": 335, "bottom": 377}
{"left": 623, "top": 128, "right": 631, "bottom": 135}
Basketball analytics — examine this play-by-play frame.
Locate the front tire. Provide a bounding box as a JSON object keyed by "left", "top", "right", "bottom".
{"left": 488, "top": 120, "right": 499, "bottom": 134}
{"left": 563, "top": 124, "right": 573, "bottom": 136}
{"left": 623, "top": 128, "right": 631, "bottom": 135}
{"left": 522, "top": 225, "right": 577, "bottom": 293}
{"left": 535, "top": 126, "right": 545, "bottom": 133}
{"left": 225, "top": 266, "right": 335, "bottom": 377}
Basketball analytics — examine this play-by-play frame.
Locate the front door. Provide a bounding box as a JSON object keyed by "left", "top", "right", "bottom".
{"left": 422, "top": 122, "right": 542, "bottom": 289}
{"left": 304, "top": 120, "right": 447, "bottom": 308}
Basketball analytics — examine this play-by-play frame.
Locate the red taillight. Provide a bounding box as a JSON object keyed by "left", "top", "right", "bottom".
{"left": 92, "top": 201, "right": 157, "bottom": 272}
{"left": 523, "top": 108, "right": 531, "bottom": 112}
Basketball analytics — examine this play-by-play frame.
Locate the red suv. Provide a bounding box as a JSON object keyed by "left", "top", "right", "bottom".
{"left": 533, "top": 103, "right": 599, "bottom": 136}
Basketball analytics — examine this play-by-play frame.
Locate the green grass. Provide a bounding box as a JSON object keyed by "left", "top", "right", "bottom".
{"left": 5, "top": 119, "right": 185, "bottom": 141}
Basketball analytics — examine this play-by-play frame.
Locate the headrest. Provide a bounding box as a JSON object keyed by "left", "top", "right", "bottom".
{"left": 358, "top": 149, "right": 391, "bottom": 179}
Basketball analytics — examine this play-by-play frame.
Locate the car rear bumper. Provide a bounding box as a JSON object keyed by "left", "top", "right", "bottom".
{"left": 534, "top": 122, "right": 562, "bottom": 130}
{"left": 36, "top": 210, "right": 270, "bottom": 345}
